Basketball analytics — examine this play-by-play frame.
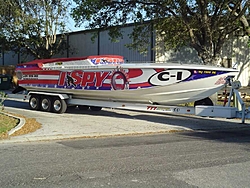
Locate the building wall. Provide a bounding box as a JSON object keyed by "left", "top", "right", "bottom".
{"left": 67, "top": 32, "right": 98, "bottom": 57}
{"left": 232, "top": 36, "right": 250, "bottom": 86}
{"left": 154, "top": 33, "right": 202, "bottom": 64}
{"left": 0, "top": 51, "right": 19, "bottom": 66}
{"left": 219, "top": 35, "right": 250, "bottom": 86}
{"left": 99, "top": 26, "right": 153, "bottom": 62}
{"left": 155, "top": 46, "right": 202, "bottom": 64}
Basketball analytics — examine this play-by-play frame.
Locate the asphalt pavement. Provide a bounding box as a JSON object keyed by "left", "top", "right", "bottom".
{"left": 1, "top": 94, "right": 250, "bottom": 144}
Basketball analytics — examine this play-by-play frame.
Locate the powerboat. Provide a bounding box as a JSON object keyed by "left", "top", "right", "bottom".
{"left": 14, "top": 55, "right": 239, "bottom": 105}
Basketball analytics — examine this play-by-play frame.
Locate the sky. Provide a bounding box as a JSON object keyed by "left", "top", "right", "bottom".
{"left": 67, "top": 17, "right": 84, "bottom": 32}
{"left": 66, "top": 1, "right": 88, "bottom": 33}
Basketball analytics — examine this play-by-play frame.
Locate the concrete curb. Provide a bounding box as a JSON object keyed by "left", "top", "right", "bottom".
{"left": 0, "top": 129, "right": 190, "bottom": 144}
{"left": 0, "top": 111, "right": 26, "bottom": 136}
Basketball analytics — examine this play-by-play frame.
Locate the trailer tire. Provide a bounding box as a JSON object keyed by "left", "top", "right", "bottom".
{"left": 78, "top": 105, "right": 89, "bottom": 111}
{"left": 41, "top": 96, "right": 52, "bottom": 112}
{"left": 90, "top": 106, "right": 102, "bottom": 111}
{"left": 52, "top": 97, "right": 67, "bottom": 114}
{"left": 29, "top": 95, "right": 40, "bottom": 110}
{"left": 194, "top": 97, "right": 213, "bottom": 106}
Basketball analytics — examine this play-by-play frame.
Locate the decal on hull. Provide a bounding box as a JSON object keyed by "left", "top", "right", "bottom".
{"left": 149, "top": 70, "right": 192, "bottom": 86}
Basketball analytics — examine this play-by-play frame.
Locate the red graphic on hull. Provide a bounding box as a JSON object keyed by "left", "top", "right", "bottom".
{"left": 58, "top": 71, "right": 110, "bottom": 87}
{"left": 18, "top": 68, "right": 160, "bottom": 90}
{"left": 110, "top": 67, "right": 130, "bottom": 90}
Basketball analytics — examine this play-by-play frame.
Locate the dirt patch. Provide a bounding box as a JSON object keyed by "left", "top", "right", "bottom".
{"left": 1, "top": 111, "right": 41, "bottom": 139}
{"left": 11, "top": 117, "right": 42, "bottom": 136}
{"left": 0, "top": 131, "right": 10, "bottom": 140}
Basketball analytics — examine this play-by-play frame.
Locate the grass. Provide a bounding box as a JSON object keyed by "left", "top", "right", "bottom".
{"left": 0, "top": 113, "right": 19, "bottom": 139}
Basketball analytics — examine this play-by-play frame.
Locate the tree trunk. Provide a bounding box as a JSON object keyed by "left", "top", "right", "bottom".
{"left": 197, "top": 48, "right": 221, "bottom": 66}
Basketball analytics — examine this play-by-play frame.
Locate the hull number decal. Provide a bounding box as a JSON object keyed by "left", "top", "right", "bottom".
{"left": 149, "top": 70, "right": 191, "bottom": 86}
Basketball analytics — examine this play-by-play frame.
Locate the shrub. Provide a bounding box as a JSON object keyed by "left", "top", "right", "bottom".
{"left": 0, "top": 91, "right": 7, "bottom": 110}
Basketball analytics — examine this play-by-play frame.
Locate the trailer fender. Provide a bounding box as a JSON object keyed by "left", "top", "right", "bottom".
{"left": 27, "top": 91, "right": 70, "bottom": 100}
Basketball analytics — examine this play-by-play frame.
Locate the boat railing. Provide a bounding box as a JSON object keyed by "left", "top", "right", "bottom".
{"left": 42, "top": 65, "right": 100, "bottom": 70}
{"left": 42, "top": 61, "right": 209, "bottom": 70}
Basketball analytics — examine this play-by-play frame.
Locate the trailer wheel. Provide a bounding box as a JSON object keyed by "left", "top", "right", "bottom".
{"left": 90, "top": 106, "right": 102, "bottom": 111}
{"left": 194, "top": 97, "right": 213, "bottom": 106}
{"left": 78, "top": 105, "right": 89, "bottom": 110}
{"left": 41, "top": 96, "right": 52, "bottom": 112}
{"left": 29, "top": 95, "right": 40, "bottom": 110}
{"left": 52, "top": 97, "right": 67, "bottom": 114}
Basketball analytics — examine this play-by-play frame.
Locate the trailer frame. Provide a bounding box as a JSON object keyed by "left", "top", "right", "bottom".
{"left": 6, "top": 80, "right": 250, "bottom": 124}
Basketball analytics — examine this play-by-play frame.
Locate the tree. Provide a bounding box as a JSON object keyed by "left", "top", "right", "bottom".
{"left": 0, "top": 0, "right": 72, "bottom": 60}
{"left": 72, "top": 0, "right": 250, "bottom": 65}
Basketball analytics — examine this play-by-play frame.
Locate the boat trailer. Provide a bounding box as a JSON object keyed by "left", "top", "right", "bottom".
{"left": 6, "top": 79, "right": 250, "bottom": 124}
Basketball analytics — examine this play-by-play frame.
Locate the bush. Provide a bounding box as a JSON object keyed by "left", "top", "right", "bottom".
{"left": 0, "top": 91, "right": 7, "bottom": 110}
